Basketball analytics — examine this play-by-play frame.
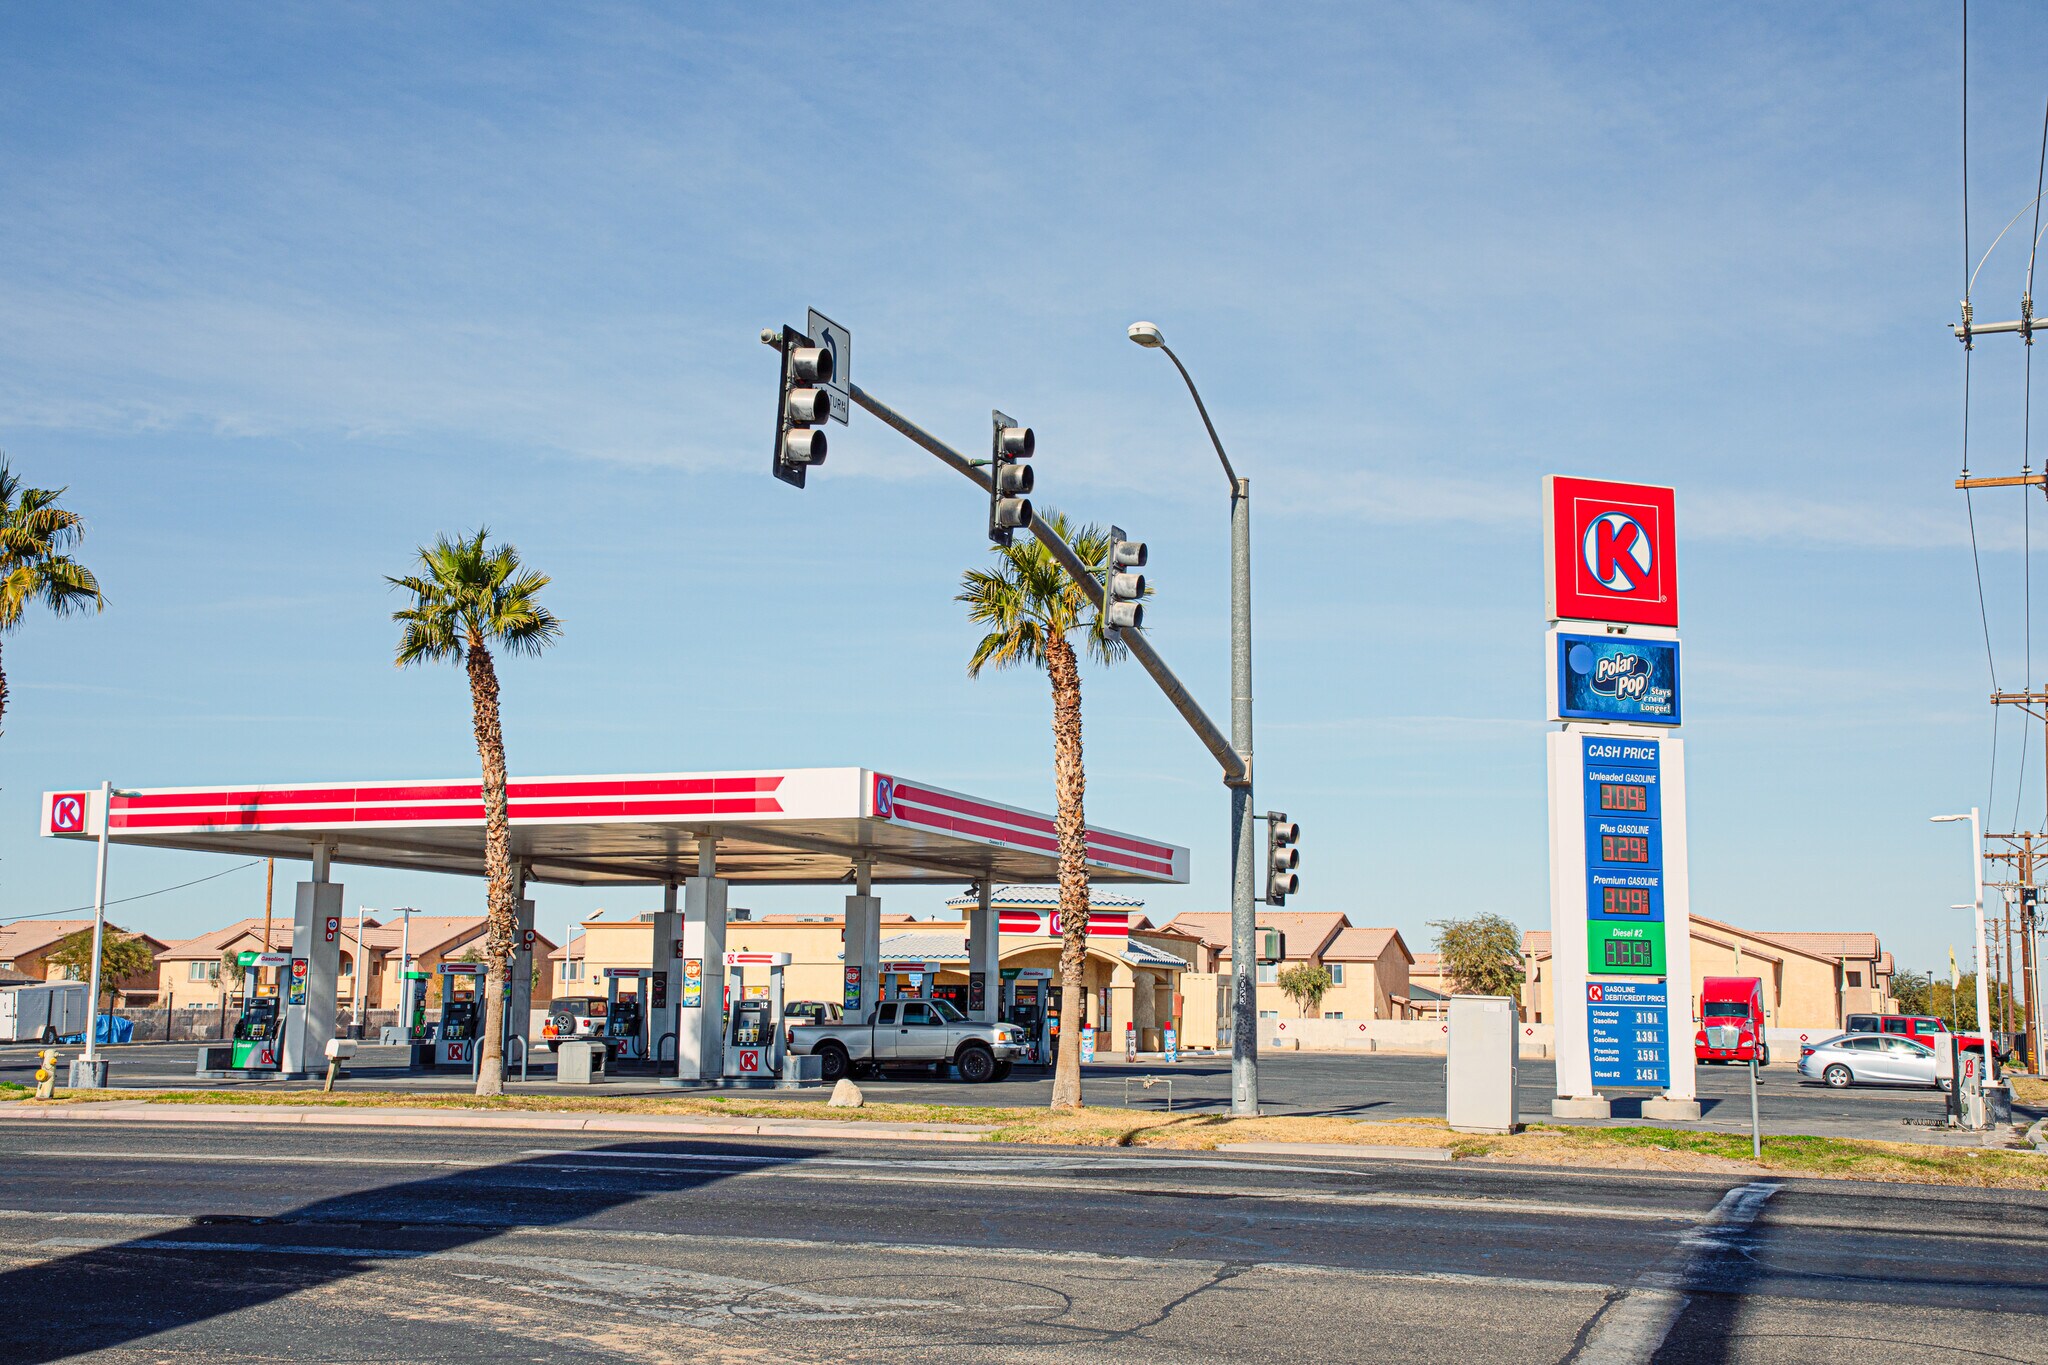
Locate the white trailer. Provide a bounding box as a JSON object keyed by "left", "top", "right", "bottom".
{"left": 0, "top": 983, "right": 90, "bottom": 1044}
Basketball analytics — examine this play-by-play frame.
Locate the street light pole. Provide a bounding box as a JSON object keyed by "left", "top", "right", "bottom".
{"left": 1934, "top": 808, "right": 1999, "bottom": 1091}
{"left": 81, "top": 779, "right": 113, "bottom": 1070}
{"left": 1130, "top": 322, "right": 1259, "bottom": 1117}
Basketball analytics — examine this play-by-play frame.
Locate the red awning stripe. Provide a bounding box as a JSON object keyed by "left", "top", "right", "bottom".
{"left": 890, "top": 782, "right": 1175, "bottom": 865}
{"left": 889, "top": 800, "right": 1170, "bottom": 876}
{"left": 112, "top": 775, "right": 786, "bottom": 813}
{"left": 112, "top": 794, "right": 785, "bottom": 832}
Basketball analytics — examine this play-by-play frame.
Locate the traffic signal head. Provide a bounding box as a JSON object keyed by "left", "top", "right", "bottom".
{"left": 1106, "top": 537, "right": 1147, "bottom": 630}
{"left": 988, "top": 412, "right": 1035, "bottom": 545}
{"left": 773, "top": 325, "right": 835, "bottom": 488}
{"left": 1265, "top": 812, "right": 1300, "bottom": 905}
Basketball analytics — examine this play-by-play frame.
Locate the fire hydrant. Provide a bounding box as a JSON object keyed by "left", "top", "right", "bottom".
{"left": 33, "top": 1049, "right": 60, "bottom": 1100}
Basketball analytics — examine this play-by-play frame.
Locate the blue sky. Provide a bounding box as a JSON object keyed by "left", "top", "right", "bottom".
{"left": 1, "top": 3, "right": 2042, "bottom": 977}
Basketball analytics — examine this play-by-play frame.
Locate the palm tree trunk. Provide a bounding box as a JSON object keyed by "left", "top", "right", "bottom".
{"left": 0, "top": 634, "right": 9, "bottom": 739}
{"left": 466, "top": 636, "right": 515, "bottom": 1097}
{"left": 1046, "top": 634, "right": 1090, "bottom": 1111}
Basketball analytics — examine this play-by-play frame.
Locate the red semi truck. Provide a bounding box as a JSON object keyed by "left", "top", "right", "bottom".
{"left": 1695, "top": 976, "right": 1769, "bottom": 1066}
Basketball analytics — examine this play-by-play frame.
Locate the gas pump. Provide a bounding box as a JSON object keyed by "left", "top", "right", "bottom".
{"left": 603, "top": 968, "right": 649, "bottom": 1061}
{"left": 434, "top": 963, "right": 483, "bottom": 1068}
{"left": 1001, "top": 968, "right": 1053, "bottom": 1066}
{"left": 229, "top": 952, "right": 292, "bottom": 1071}
{"left": 402, "top": 971, "right": 429, "bottom": 1042}
{"left": 723, "top": 951, "right": 788, "bottom": 1083}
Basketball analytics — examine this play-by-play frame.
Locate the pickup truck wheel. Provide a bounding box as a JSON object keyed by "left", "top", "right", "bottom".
{"left": 1938, "top": 1077, "right": 1955, "bottom": 1093}
{"left": 817, "top": 1042, "right": 850, "bottom": 1083}
{"left": 956, "top": 1044, "right": 997, "bottom": 1084}
{"left": 992, "top": 1061, "right": 1013, "bottom": 1082}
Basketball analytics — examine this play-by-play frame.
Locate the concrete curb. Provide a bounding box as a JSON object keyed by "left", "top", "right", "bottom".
{"left": 1218, "top": 1140, "right": 1454, "bottom": 1163}
{"left": 0, "top": 1101, "right": 993, "bottom": 1144}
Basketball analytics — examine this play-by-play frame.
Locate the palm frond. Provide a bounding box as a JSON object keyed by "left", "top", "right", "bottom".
{"left": 389, "top": 528, "right": 560, "bottom": 668}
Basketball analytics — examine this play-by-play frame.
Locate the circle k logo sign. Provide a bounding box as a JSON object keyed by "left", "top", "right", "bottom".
{"left": 1545, "top": 476, "right": 1678, "bottom": 628}
{"left": 1582, "top": 512, "right": 1653, "bottom": 592}
{"left": 48, "top": 794, "right": 87, "bottom": 834}
{"left": 872, "top": 773, "right": 896, "bottom": 820}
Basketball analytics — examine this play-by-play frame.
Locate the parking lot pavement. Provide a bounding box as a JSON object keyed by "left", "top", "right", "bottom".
{"left": 2, "top": 1041, "right": 2005, "bottom": 1141}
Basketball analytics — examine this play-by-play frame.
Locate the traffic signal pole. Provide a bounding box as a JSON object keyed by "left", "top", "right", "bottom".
{"left": 762, "top": 325, "right": 1255, "bottom": 1108}
{"left": 1228, "top": 477, "right": 1258, "bottom": 1116}
{"left": 792, "top": 342, "right": 1247, "bottom": 783}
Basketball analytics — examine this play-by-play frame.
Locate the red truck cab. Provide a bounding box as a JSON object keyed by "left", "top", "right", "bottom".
{"left": 1695, "top": 976, "right": 1768, "bottom": 1066}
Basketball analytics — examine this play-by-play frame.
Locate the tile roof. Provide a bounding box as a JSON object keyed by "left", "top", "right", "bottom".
{"left": 1752, "top": 931, "right": 1883, "bottom": 961}
{"left": 877, "top": 931, "right": 1190, "bottom": 973}
{"left": 158, "top": 917, "right": 373, "bottom": 960}
{"left": 0, "top": 920, "right": 100, "bottom": 960}
{"left": 1166, "top": 911, "right": 1351, "bottom": 955}
{"left": 1323, "top": 926, "right": 1408, "bottom": 962}
{"left": 1411, "top": 952, "right": 1443, "bottom": 972}
{"left": 358, "top": 917, "right": 485, "bottom": 952}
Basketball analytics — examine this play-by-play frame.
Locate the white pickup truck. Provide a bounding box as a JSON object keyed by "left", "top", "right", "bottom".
{"left": 787, "top": 998, "right": 1024, "bottom": 1083}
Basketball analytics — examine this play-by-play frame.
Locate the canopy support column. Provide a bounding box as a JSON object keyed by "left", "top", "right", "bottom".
{"left": 283, "top": 838, "right": 342, "bottom": 1079}
{"left": 967, "top": 880, "right": 999, "bottom": 1025}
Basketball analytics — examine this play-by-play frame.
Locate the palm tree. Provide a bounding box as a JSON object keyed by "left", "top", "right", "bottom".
{"left": 389, "top": 529, "right": 562, "bottom": 1096}
{"left": 0, "top": 460, "right": 104, "bottom": 738}
{"left": 958, "top": 510, "right": 1136, "bottom": 1111}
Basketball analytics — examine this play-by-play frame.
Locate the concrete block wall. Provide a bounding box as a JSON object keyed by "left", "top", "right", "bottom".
{"left": 1259, "top": 1017, "right": 1555, "bottom": 1058}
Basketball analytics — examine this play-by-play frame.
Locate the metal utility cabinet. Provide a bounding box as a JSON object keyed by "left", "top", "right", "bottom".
{"left": 1447, "top": 994, "right": 1519, "bottom": 1134}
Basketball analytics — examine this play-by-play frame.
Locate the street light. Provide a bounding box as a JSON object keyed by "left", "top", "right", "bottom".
{"left": 1932, "top": 810, "right": 1999, "bottom": 1090}
{"left": 1129, "top": 319, "right": 1258, "bottom": 1116}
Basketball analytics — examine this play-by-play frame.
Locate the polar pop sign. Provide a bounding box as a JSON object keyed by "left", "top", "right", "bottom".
{"left": 1544, "top": 476, "right": 1678, "bottom": 627}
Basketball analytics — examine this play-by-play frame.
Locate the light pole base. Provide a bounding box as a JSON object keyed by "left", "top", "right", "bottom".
{"left": 67, "top": 1058, "right": 109, "bottom": 1089}
{"left": 1551, "top": 1096, "right": 1611, "bottom": 1119}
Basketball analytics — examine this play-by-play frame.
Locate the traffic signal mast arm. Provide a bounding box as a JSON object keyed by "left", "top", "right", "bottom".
{"left": 760, "top": 329, "right": 1246, "bottom": 786}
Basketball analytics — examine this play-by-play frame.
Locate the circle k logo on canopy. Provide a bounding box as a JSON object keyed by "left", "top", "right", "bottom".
{"left": 47, "top": 793, "right": 87, "bottom": 834}
{"left": 1544, "top": 475, "right": 1678, "bottom": 628}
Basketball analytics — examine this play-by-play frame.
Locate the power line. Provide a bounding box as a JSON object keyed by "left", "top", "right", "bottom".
{"left": 0, "top": 859, "right": 264, "bottom": 929}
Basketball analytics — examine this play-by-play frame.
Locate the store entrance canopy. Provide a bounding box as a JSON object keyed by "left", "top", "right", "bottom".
{"left": 40, "top": 767, "right": 1189, "bottom": 888}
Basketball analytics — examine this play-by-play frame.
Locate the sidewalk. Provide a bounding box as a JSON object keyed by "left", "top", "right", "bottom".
{"left": 0, "top": 1100, "right": 994, "bottom": 1144}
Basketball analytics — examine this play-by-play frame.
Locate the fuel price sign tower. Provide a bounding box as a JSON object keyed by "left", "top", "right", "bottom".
{"left": 1543, "top": 476, "right": 1701, "bottom": 1120}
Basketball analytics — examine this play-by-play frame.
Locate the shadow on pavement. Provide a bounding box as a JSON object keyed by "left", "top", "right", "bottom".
{"left": 0, "top": 1139, "right": 819, "bottom": 1362}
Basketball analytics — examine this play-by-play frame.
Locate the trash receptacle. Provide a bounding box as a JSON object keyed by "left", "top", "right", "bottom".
{"left": 558, "top": 1039, "right": 606, "bottom": 1084}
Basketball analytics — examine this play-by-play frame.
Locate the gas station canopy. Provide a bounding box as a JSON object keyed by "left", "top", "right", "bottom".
{"left": 40, "top": 767, "right": 1190, "bottom": 888}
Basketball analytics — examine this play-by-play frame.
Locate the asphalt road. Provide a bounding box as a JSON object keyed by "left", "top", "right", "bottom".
{"left": 2, "top": 1041, "right": 1996, "bottom": 1141}
{"left": 0, "top": 1117, "right": 2040, "bottom": 1362}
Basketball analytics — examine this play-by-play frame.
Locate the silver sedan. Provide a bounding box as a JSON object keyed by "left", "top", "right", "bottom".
{"left": 1796, "top": 1033, "right": 1951, "bottom": 1091}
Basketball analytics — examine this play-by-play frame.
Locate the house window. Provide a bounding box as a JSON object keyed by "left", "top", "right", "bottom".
{"left": 186, "top": 961, "right": 219, "bottom": 983}
{"left": 1326, "top": 1011, "right": 1344, "bottom": 1020}
{"left": 1258, "top": 1010, "right": 1278, "bottom": 1019}
{"left": 1328, "top": 964, "right": 1346, "bottom": 986}
{"left": 1847, "top": 971, "right": 1862, "bottom": 988}
{"left": 1257, "top": 963, "right": 1277, "bottom": 985}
